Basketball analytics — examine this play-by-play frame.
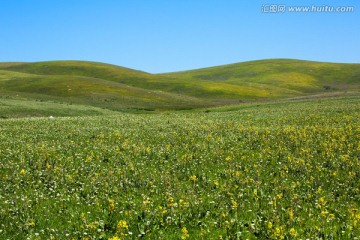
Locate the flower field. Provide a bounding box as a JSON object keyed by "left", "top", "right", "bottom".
{"left": 1, "top": 96, "right": 359, "bottom": 239}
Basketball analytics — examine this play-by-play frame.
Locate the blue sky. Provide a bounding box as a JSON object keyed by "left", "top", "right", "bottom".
{"left": 0, "top": 0, "right": 359, "bottom": 73}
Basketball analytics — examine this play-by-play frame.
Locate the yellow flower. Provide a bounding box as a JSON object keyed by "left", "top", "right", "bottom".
{"left": 289, "top": 228, "right": 297, "bottom": 237}
{"left": 116, "top": 220, "right": 128, "bottom": 231}
{"left": 213, "top": 179, "right": 219, "bottom": 187}
{"left": 108, "top": 236, "right": 121, "bottom": 240}
{"left": 231, "top": 199, "right": 238, "bottom": 209}
{"left": 86, "top": 221, "right": 99, "bottom": 231}
{"left": 20, "top": 169, "right": 26, "bottom": 174}
{"left": 167, "top": 196, "right": 176, "bottom": 207}
{"left": 46, "top": 163, "right": 52, "bottom": 170}
{"left": 25, "top": 219, "right": 35, "bottom": 228}
{"left": 190, "top": 175, "right": 197, "bottom": 182}
{"left": 108, "top": 199, "right": 115, "bottom": 212}
{"left": 289, "top": 208, "right": 294, "bottom": 220}
{"left": 267, "top": 221, "right": 273, "bottom": 229}
{"left": 321, "top": 210, "right": 328, "bottom": 218}
{"left": 318, "top": 197, "right": 326, "bottom": 208}
{"left": 274, "top": 227, "right": 281, "bottom": 237}
{"left": 143, "top": 199, "right": 151, "bottom": 206}
{"left": 181, "top": 226, "right": 189, "bottom": 239}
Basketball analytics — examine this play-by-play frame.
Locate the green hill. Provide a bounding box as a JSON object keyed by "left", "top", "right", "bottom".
{"left": 160, "top": 59, "right": 360, "bottom": 100}
{"left": 0, "top": 61, "right": 155, "bottom": 84}
{"left": 0, "top": 59, "right": 359, "bottom": 117}
{"left": 0, "top": 61, "right": 182, "bottom": 92}
{"left": 0, "top": 61, "right": 207, "bottom": 112}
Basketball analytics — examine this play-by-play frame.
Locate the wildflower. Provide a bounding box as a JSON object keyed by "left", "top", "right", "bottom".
{"left": 267, "top": 221, "right": 273, "bottom": 229}
{"left": 271, "top": 226, "right": 285, "bottom": 239}
{"left": 179, "top": 199, "right": 189, "bottom": 208}
{"left": 190, "top": 175, "right": 197, "bottom": 182}
{"left": 181, "top": 226, "right": 189, "bottom": 239}
{"left": 108, "top": 199, "right": 115, "bottom": 212}
{"left": 143, "top": 199, "right": 151, "bottom": 206}
{"left": 108, "top": 236, "right": 121, "bottom": 240}
{"left": 289, "top": 228, "right": 297, "bottom": 237}
{"left": 317, "top": 197, "right": 326, "bottom": 208}
{"left": 20, "top": 169, "right": 26, "bottom": 174}
{"left": 289, "top": 208, "right": 294, "bottom": 220}
{"left": 231, "top": 199, "right": 238, "bottom": 209}
{"left": 85, "top": 155, "right": 92, "bottom": 162}
{"left": 272, "top": 197, "right": 277, "bottom": 208}
{"left": 86, "top": 221, "right": 99, "bottom": 231}
{"left": 25, "top": 219, "right": 35, "bottom": 228}
{"left": 321, "top": 211, "right": 328, "bottom": 217}
{"left": 116, "top": 220, "right": 128, "bottom": 231}
{"left": 46, "top": 163, "right": 52, "bottom": 170}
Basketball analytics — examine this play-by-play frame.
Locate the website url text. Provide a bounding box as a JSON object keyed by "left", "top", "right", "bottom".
{"left": 261, "top": 5, "right": 355, "bottom": 13}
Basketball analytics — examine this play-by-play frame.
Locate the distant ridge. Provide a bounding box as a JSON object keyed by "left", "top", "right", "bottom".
{"left": 0, "top": 59, "right": 359, "bottom": 112}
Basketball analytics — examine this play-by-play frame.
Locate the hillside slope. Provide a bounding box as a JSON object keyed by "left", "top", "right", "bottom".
{"left": 160, "top": 59, "right": 360, "bottom": 100}
{"left": 0, "top": 59, "right": 359, "bottom": 115}
{"left": 0, "top": 62, "right": 207, "bottom": 111}
{"left": 0, "top": 61, "right": 179, "bottom": 91}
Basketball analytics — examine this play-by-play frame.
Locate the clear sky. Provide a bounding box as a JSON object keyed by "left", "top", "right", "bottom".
{"left": 0, "top": 0, "right": 359, "bottom": 73}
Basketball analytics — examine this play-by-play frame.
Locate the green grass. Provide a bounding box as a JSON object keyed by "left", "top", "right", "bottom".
{"left": 0, "top": 96, "right": 359, "bottom": 239}
{"left": 0, "top": 59, "right": 359, "bottom": 114}
{"left": 1, "top": 59, "right": 359, "bottom": 239}
{"left": 0, "top": 96, "right": 117, "bottom": 118}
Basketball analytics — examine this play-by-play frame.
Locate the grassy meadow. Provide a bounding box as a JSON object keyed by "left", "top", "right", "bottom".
{"left": 1, "top": 96, "right": 359, "bottom": 239}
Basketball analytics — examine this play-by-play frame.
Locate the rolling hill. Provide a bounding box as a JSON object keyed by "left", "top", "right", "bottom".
{"left": 0, "top": 61, "right": 208, "bottom": 111}
{"left": 0, "top": 59, "right": 359, "bottom": 117}
{"left": 160, "top": 59, "right": 360, "bottom": 99}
